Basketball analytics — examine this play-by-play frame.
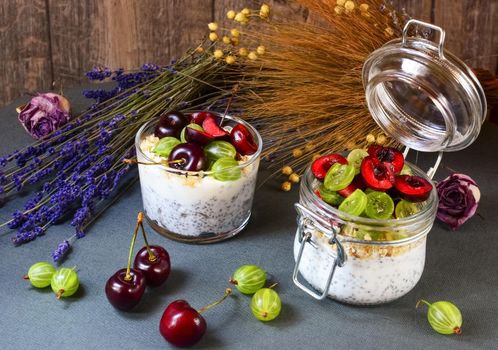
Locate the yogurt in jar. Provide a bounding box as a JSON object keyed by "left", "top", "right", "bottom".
{"left": 293, "top": 231, "right": 426, "bottom": 304}
{"left": 293, "top": 164, "right": 437, "bottom": 305}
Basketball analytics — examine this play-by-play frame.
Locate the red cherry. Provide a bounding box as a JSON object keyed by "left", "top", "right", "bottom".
{"left": 160, "top": 300, "right": 206, "bottom": 348}
{"left": 338, "top": 176, "right": 367, "bottom": 197}
{"left": 360, "top": 156, "right": 395, "bottom": 191}
{"left": 338, "top": 183, "right": 356, "bottom": 197}
{"left": 394, "top": 175, "right": 433, "bottom": 202}
{"left": 352, "top": 175, "right": 367, "bottom": 190}
{"left": 185, "top": 126, "right": 214, "bottom": 146}
{"left": 168, "top": 143, "right": 208, "bottom": 171}
{"left": 154, "top": 111, "right": 188, "bottom": 139}
{"left": 367, "top": 145, "right": 404, "bottom": 174}
{"left": 105, "top": 268, "right": 146, "bottom": 311}
{"left": 189, "top": 111, "right": 215, "bottom": 125}
{"left": 133, "top": 245, "right": 171, "bottom": 287}
{"left": 311, "top": 154, "right": 348, "bottom": 181}
{"left": 230, "top": 124, "right": 258, "bottom": 155}
{"left": 314, "top": 190, "right": 321, "bottom": 198}
{"left": 202, "top": 116, "right": 229, "bottom": 138}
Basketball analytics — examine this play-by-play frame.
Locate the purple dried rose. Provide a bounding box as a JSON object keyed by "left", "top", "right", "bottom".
{"left": 18, "top": 93, "right": 71, "bottom": 139}
{"left": 436, "top": 173, "right": 481, "bottom": 230}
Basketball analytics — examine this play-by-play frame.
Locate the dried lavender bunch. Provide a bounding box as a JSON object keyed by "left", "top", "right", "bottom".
{"left": 0, "top": 46, "right": 237, "bottom": 262}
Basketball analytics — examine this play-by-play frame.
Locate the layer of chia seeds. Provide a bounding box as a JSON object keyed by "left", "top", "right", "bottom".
{"left": 293, "top": 233, "right": 426, "bottom": 305}
{"left": 139, "top": 166, "right": 258, "bottom": 236}
{"left": 137, "top": 135, "right": 260, "bottom": 237}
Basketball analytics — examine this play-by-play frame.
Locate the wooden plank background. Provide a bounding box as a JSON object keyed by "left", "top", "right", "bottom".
{"left": 0, "top": 0, "right": 497, "bottom": 107}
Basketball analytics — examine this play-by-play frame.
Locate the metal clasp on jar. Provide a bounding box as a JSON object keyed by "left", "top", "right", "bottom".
{"left": 293, "top": 203, "right": 346, "bottom": 300}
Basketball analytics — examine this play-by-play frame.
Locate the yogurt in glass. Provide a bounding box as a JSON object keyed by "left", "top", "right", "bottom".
{"left": 135, "top": 113, "right": 262, "bottom": 243}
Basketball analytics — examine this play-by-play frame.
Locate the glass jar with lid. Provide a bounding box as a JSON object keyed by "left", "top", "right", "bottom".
{"left": 292, "top": 20, "right": 486, "bottom": 305}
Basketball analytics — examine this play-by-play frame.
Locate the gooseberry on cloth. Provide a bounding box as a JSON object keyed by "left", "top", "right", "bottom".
{"left": 416, "top": 299, "right": 462, "bottom": 335}
{"left": 436, "top": 173, "right": 480, "bottom": 230}
{"left": 23, "top": 262, "right": 56, "bottom": 288}
{"left": 251, "top": 288, "right": 282, "bottom": 322}
{"left": 17, "top": 93, "right": 71, "bottom": 139}
{"left": 229, "top": 265, "right": 266, "bottom": 294}
{"left": 51, "top": 267, "right": 79, "bottom": 299}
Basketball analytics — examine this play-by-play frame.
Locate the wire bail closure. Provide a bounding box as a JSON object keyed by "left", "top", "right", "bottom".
{"left": 402, "top": 147, "right": 443, "bottom": 180}
{"left": 402, "top": 19, "right": 446, "bottom": 59}
{"left": 293, "top": 203, "right": 346, "bottom": 300}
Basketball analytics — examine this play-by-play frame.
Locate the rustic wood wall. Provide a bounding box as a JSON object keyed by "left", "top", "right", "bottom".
{"left": 1, "top": 0, "right": 497, "bottom": 107}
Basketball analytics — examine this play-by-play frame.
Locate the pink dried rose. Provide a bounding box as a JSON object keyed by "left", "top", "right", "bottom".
{"left": 436, "top": 173, "right": 481, "bottom": 230}
{"left": 17, "top": 93, "right": 71, "bottom": 139}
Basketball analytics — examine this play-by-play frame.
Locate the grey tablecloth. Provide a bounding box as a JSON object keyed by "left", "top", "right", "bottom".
{"left": 1, "top": 88, "right": 497, "bottom": 350}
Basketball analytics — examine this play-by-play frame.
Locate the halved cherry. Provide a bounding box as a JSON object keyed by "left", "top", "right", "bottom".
{"left": 367, "top": 145, "right": 404, "bottom": 174}
{"left": 338, "top": 175, "right": 366, "bottom": 197}
{"left": 311, "top": 154, "right": 348, "bottom": 182}
{"left": 230, "top": 124, "right": 258, "bottom": 155}
{"left": 189, "top": 111, "right": 214, "bottom": 125}
{"left": 202, "top": 116, "right": 229, "bottom": 138}
{"left": 338, "top": 183, "right": 356, "bottom": 198}
{"left": 360, "top": 156, "right": 395, "bottom": 191}
{"left": 352, "top": 174, "right": 367, "bottom": 190}
{"left": 185, "top": 126, "right": 214, "bottom": 146}
{"left": 394, "top": 175, "right": 433, "bottom": 202}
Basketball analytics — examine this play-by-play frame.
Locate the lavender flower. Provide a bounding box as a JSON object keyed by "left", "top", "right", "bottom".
{"left": 18, "top": 93, "right": 71, "bottom": 139}
{"left": 12, "top": 227, "right": 45, "bottom": 246}
{"left": 0, "top": 53, "right": 225, "bottom": 262}
{"left": 436, "top": 173, "right": 481, "bottom": 230}
{"left": 85, "top": 66, "right": 112, "bottom": 81}
{"left": 83, "top": 65, "right": 162, "bottom": 103}
{"left": 52, "top": 239, "right": 71, "bottom": 262}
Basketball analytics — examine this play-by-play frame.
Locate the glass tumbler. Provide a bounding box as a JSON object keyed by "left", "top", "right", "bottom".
{"left": 135, "top": 113, "right": 262, "bottom": 244}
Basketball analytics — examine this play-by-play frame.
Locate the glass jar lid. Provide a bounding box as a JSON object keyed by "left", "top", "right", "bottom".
{"left": 362, "top": 20, "right": 487, "bottom": 152}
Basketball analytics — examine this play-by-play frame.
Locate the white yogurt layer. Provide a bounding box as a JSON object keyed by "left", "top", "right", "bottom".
{"left": 293, "top": 232, "right": 426, "bottom": 305}
{"left": 137, "top": 135, "right": 259, "bottom": 237}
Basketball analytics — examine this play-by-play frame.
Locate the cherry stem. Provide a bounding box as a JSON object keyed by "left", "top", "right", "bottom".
{"left": 198, "top": 288, "right": 232, "bottom": 315}
{"left": 220, "top": 84, "right": 239, "bottom": 126}
{"left": 123, "top": 158, "right": 185, "bottom": 166}
{"left": 138, "top": 212, "right": 156, "bottom": 262}
{"left": 125, "top": 214, "right": 141, "bottom": 281}
{"left": 416, "top": 299, "right": 431, "bottom": 309}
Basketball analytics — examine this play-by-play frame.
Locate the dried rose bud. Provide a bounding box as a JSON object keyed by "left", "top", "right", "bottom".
{"left": 18, "top": 93, "right": 71, "bottom": 139}
{"left": 436, "top": 173, "right": 480, "bottom": 230}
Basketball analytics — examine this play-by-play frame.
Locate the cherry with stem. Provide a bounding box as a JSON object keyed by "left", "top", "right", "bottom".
{"left": 160, "top": 288, "right": 233, "bottom": 347}
{"left": 133, "top": 212, "right": 171, "bottom": 287}
{"left": 105, "top": 212, "right": 146, "bottom": 311}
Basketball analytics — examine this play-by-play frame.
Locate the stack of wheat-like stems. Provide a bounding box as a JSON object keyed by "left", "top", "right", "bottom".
{"left": 236, "top": 0, "right": 408, "bottom": 173}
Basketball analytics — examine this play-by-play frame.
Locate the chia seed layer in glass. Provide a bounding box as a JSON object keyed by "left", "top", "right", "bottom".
{"left": 138, "top": 135, "right": 259, "bottom": 238}
{"left": 293, "top": 232, "right": 426, "bottom": 305}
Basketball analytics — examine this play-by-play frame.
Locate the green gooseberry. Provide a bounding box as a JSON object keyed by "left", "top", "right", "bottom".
{"left": 51, "top": 267, "right": 80, "bottom": 299}
{"left": 24, "top": 262, "right": 56, "bottom": 288}
{"left": 417, "top": 299, "right": 463, "bottom": 335}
